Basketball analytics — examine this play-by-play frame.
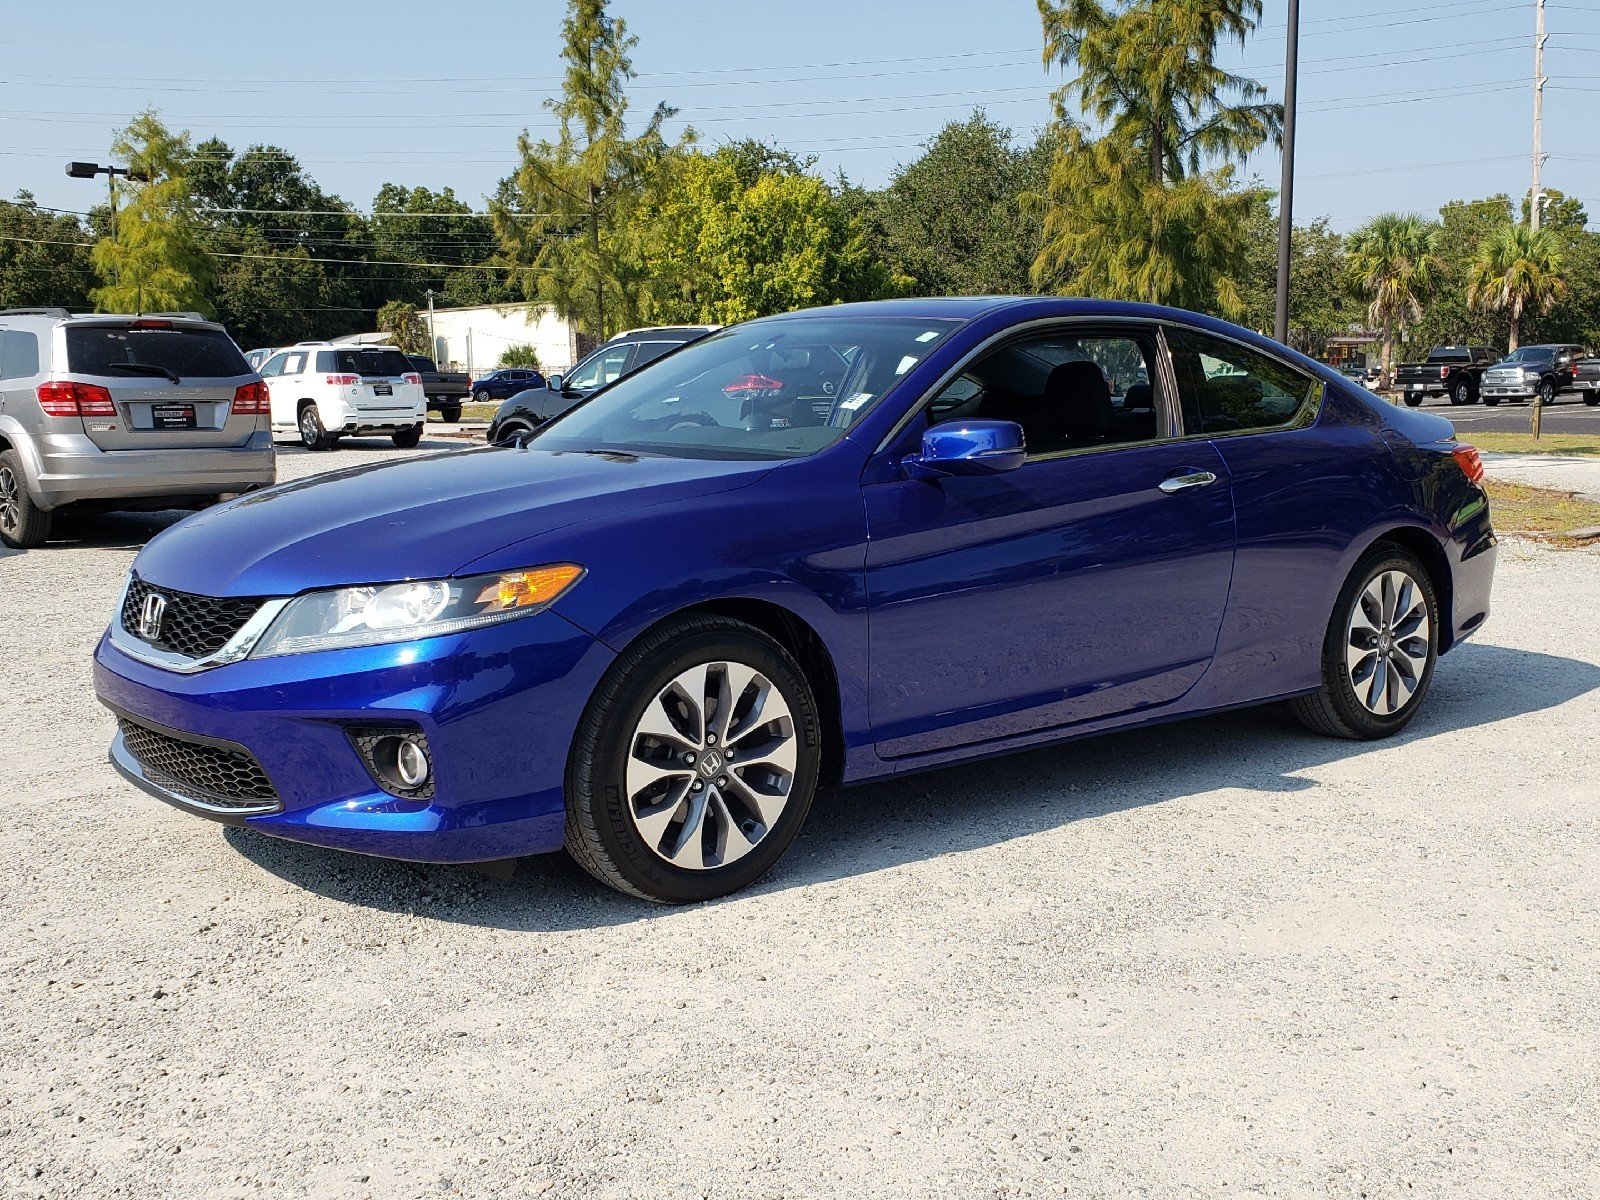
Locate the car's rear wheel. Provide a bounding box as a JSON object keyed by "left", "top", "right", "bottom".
{"left": 1451, "top": 379, "right": 1474, "bottom": 406}
{"left": 298, "top": 403, "right": 336, "bottom": 451}
{"left": 439, "top": 404, "right": 462, "bottom": 424}
{"left": 1289, "top": 545, "right": 1438, "bottom": 740}
{"left": 1403, "top": 393, "right": 1423, "bottom": 408}
{"left": 0, "top": 451, "right": 51, "bottom": 549}
{"left": 565, "top": 615, "right": 822, "bottom": 903}
{"left": 392, "top": 424, "right": 423, "bottom": 448}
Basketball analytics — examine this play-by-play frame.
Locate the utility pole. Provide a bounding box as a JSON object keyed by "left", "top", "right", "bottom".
{"left": 425, "top": 288, "right": 437, "bottom": 360}
{"left": 1531, "top": 0, "right": 1547, "bottom": 230}
{"left": 1274, "top": 0, "right": 1300, "bottom": 346}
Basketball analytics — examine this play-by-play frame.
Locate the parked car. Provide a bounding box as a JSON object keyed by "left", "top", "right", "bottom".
{"left": 1394, "top": 345, "right": 1498, "bottom": 407}
{"left": 1572, "top": 353, "right": 1600, "bottom": 406}
{"left": 243, "top": 347, "right": 277, "bottom": 371}
{"left": 0, "top": 307, "right": 275, "bottom": 549}
{"left": 405, "top": 355, "right": 471, "bottom": 422}
{"left": 486, "top": 325, "right": 716, "bottom": 442}
{"left": 469, "top": 368, "right": 546, "bottom": 405}
{"left": 258, "top": 343, "right": 426, "bottom": 450}
{"left": 93, "top": 298, "right": 1496, "bottom": 903}
{"left": 1478, "top": 344, "right": 1589, "bottom": 406}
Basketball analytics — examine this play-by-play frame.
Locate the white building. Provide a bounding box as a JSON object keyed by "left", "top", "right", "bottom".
{"left": 421, "top": 303, "right": 578, "bottom": 376}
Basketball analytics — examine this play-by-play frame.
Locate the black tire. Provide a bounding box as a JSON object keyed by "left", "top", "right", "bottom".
{"left": 1538, "top": 380, "right": 1557, "bottom": 406}
{"left": 439, "top": 404, "right": 462, "bottom": 424}
{"left": 473, "top": 388, "right": 491, "bottom": 404}
{"left": 495, "top": 420, "right": 534, "bottom": 445}
{"left": 1403, "top": 393, "right": 1423, "bottom": 408}
{"left": 1483, "top": 395, "right": 1500, "bottom": 407}
{"left": 297, "top": 403, "right": 336, "bottom": 451}
{"left": 564, "top": 615, "right": 822, "bottom": 903}
{"left": 1585, "top": 395, "right": 1598, "bottom": 407}
{"left": 1289, "top": 544, "right": 1439, "bottom": 741}
{"left": 391, "top": 424, "right": 423, "bottom": 449}
{"left": 0, "top": 450, "right": 51, "bottom": 549}
{"left": 1451, "top": 378, "right": 1474, "bottom": 406}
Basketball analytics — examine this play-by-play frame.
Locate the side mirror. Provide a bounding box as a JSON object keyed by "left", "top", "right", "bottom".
{"left": 902, "top": 419, "right": 1027, "bottom": 481}
{"left": 547, "top": 374, "right": 564, "bottom": 395}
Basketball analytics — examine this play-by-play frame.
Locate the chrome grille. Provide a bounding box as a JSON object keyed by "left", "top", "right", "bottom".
{"left": 1483, "top": 368, "right": 1522, "bottom": 388}
{"left": 116, "top": 717, "right": 281, "bottom": 813}
{"left": 120, "top": 576, "right": 265, "bottom": 659}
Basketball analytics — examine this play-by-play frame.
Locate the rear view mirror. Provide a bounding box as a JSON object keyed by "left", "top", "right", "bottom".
{"left": 902, "top": 419, "right": 1027, "bottom": 480}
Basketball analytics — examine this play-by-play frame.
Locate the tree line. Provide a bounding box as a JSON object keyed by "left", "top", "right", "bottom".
{"left": 1, "top": 0, "right": 1595, "bottom": 369}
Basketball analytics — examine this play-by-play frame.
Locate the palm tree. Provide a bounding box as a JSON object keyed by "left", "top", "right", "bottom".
{"left": 1467, "top": 223, "right": 1566, "bottom": 353}
{"left": 1345, "top": 213, "right": 1444, "bottom": 388}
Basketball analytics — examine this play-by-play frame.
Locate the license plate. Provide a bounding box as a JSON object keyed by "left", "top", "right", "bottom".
{"left": 151, "top": 404, "right": 196, "bottom": 430}
{"left": 373, "top": 383, "right": 393, "bottom": 397}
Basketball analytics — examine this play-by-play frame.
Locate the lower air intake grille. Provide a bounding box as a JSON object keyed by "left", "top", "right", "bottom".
{"left": 117, "top": 717, "right": 281, "bottom": 814}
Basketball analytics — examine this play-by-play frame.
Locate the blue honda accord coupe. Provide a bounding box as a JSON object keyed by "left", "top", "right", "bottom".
{"left": 93, "top": 298, "right": 1496, "bottom": 902}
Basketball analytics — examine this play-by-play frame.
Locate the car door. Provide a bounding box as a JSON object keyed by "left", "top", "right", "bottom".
{"left": 260, "top": 351, "right": 303, "bottom": 431}
{"left": 862, "top": 323, "right": 1236, "bottom": 759}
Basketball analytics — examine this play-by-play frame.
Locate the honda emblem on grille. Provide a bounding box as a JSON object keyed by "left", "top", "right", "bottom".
{"left": 138, "top": 592, "right": 168, "bottom": 641}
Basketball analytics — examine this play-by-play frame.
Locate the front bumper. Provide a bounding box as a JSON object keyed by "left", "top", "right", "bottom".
{"left": 28, "top": 431, "right": 276, "bottom": 510}
{"left": 1480, "top": 384, "right": 1538, "bottom": 401}
{"left": 93, "top": 609, "right": 615, "bottom": 863}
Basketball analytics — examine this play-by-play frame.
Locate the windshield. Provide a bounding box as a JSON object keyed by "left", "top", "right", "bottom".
{"left": 534, "top": 316, "right": 960, "bottom": 460}
{"left": 66, "top": 324, "right": 249, "bottom": 378}
{"left": 1506, "top": 348, "right": 1552, "bottom": 363}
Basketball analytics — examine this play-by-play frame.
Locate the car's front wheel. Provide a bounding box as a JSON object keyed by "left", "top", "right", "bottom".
{"left": 1538, "top": 380, "right": 1557, "bottom": 405}
{"left": 474, "top": 388, "right": 491, "bottom": 404}
{"left": 1290, "top": 545, "right": 1438, "bottom": 740}
{"left": 565, "top": 615, "right": 822, "bottom": 903}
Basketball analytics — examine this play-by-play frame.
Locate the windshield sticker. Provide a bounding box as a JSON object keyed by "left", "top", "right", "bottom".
{"left": 895, "top": 356, "right": 919, "bottom": 375}
{"left": 839, "top": 392, "right": 874, "bottom": 411}
{"left": 915, "top": 330, "right": 940, "bottom": 343}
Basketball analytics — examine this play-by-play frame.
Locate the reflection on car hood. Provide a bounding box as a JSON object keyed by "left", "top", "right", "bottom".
{"left": 132, "top": 446, "right": 771, "bottom": 596}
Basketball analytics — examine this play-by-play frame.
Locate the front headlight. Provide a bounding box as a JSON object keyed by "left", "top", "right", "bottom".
{"left": 251, "top": 564, "right": 584, "bottom": 658}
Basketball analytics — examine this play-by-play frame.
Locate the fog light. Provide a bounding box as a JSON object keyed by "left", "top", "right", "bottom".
{"left": 395, "top": 738, "right": 430, "bottom": 788}
{"left": 347, "top": 725, "right": 436, "bottom": 800}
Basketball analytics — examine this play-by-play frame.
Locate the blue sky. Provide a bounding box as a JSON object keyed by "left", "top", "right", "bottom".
{"left": 2, "top": 0, "right": 1595, "bottom": 232}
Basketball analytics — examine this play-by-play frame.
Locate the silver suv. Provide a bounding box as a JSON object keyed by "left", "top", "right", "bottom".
{"left": 0, "top": 308, "right": 275, "bottom": 549}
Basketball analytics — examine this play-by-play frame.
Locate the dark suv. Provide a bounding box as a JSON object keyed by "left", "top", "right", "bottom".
{"left": 485, "top": 325, "right": 716, "bottom": 442}
{"left": 1479, "top": 344, "right": 1589, "bottom": 405}
{"left": 469, "top": 368, "right": 546, "bottom": 404}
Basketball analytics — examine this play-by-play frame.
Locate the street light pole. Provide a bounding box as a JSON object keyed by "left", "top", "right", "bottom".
{"left": 66, "top": 160, "right": 136, "bottom": 297}
{"left": 425, "top": 288, "right": 437, "bottom": 360}
{"left": 1273, "top": 0, "right": 1301, "bottom": 346}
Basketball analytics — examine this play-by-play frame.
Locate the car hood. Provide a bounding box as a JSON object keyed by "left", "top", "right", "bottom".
{"left": 1487, "top": 358, "right": 1546, "bottom": 371}
{"left": 132, "top": 446, "right": 772, "bottom": 597}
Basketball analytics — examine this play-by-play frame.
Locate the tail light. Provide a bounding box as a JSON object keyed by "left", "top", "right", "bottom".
{"left": 1440, "top": 366, "right": 1450, "bottom": 380}
{"left": 325, "top": 374, "right": 360, "bottom": 386}
{"left": 232, "top": 381, "right": 270, "bottom": 414}
{"left": 38, "top": 380, "right": 116, "bottom": 417}
{"left": 130, "top": 319, "right": 173, "bottom": 330}
{"left": 401, "top": 372, "right": 422, "bottom": 385}
{"left": 1451, "top": 444, "right": 1485, "bottom": 484}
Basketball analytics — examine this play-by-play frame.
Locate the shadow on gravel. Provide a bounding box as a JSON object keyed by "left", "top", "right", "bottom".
{"left": 223, "top": 639, "right": 1600, "bottom": 931}
{"left": 44, "top": 509, "right": 191, "bottom": 551}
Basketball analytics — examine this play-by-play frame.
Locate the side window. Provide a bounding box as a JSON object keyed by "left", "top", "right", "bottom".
{"left": 923, "top": 328, "right": 1166, "bottom": 457}
{"left": 1167, "top": 327, "right": 1320, "bottom": 435}
{"left": 259, "top": 353, "right": 290, "bottom": 378}
{"left": 568, "top": 344, "right": 633, "bottom": 391}
{"left": 0, "top": 330, "right": 41, "bottom": 380}
{"left": 631, "top": 341, "right": 678, "bottom": 369}
{"left": 280, "top": 352, "right": 307, "bottom": 378}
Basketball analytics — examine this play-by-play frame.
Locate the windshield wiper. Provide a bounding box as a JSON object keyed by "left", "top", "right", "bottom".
{"left": 101, "top": 361, "right": 181, "bottom": 384}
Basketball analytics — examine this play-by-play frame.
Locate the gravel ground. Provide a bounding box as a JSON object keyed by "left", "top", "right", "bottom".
{"left": 2, "top": 435, "right": 1598, "bottom": 1200}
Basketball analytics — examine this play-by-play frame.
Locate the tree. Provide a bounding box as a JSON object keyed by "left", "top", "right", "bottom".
{"left": 641, "top": 148, "right": 891, "bottom": 324}
{"left": 0, "top": 192, "right": 96, "bottom": 309}
{"left": 371, "top": 182, "right": 510, "bottom": 307}
{"left": 871, "top": 111, "right": 1048, "bottom": 296}
{"left": 90, "top": 111, "right": 213, "bottom": 314}
{"left": 1037, "top": 0, "right": 1280, "bottom": 186}
{"left": 496, "top": 0, "right": 677, "bottom": 340}
{"left": 1240, "top": 206, "right": 1359, "bottom": 354}
{"left": 1467, "top": 224, "right": 1566, "bottom": 353}
{"left": 376, "top": 300, "right": 428, "bottom": 355}
{"left": 1032, "top": 0, "right": 1281, "bottom": 312}
{"left": 1408, "top": 195, "right": 1516, "bottom": 350}
{"left": 498, "top": 344, "right": 542, "bottom": 369}
{"left": 1345, "top": 213, "right": 1444, "bottom": 384}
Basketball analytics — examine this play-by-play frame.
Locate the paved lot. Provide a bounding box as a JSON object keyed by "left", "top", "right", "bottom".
{"left": 1396, "top": 393, "right": 1600, "bottom": 435}
{"left": 2, "top": 437, "right": 1598, "bottom": 1199}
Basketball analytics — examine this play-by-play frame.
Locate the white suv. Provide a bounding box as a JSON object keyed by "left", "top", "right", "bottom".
{"left": 258, "top": 343, "right": 425, "bottom": 450}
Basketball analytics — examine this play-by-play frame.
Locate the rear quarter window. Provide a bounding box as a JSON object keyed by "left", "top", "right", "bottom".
{"left": 0, "top": 330, "right": 41, "bottom": 379}
{"left": 65, "top": 325, "right": 250, "bottom": 377}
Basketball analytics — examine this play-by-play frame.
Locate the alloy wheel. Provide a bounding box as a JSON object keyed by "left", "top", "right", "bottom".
{"left": 299, "top": 408, "right": 318, "bottom": 444}
{"left": 624, "top": 660, "right": 797, "bottom": 870}
{"left": 0, "top": 466, "right": 19, "bottom": 538}
{"left": 1345, "top": 568, "right": 1431, "bottom": 716}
